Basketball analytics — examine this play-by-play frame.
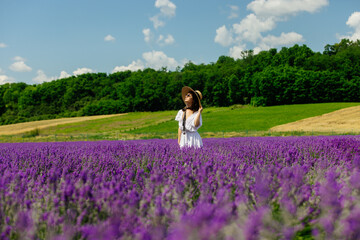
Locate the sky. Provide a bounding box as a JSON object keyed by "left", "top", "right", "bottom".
{"left": 0, "top": 0, "right": 359, "bottom": 85}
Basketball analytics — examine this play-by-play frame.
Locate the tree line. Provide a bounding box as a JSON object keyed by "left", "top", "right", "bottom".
{"left": 0, "top": 39, "right": 359, "bottom": 125}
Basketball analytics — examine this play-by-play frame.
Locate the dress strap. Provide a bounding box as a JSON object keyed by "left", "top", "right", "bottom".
{"left": 182, "top": 110, "right": 186, "bottom": 135}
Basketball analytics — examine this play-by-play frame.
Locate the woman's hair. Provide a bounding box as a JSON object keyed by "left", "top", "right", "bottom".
{"left": 182, "top": 91, "right": 200, "bottom": 132}
{"left": 183, "top": 91, "right": 199, "bottom": 112}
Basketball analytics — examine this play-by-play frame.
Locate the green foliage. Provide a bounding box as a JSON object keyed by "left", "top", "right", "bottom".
{"left": 22, "top": 128, "right": 40, "bottom": 138}
{"left": 1, "top": 39, "right": 360, "bottom": 125}
{"left": 82, "top": 99, "right": 129, "bottom": 115}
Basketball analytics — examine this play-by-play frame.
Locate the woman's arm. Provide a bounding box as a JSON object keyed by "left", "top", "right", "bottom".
{"left": 178, "top": 127, "right": 182, "bottom": 145}
{"left": 194, "top": 104, "right": 203, "bottom": 127}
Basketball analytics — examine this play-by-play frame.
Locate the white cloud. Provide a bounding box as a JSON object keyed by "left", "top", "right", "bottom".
{"left": 215, "top": 25, "right": 234, "bottom": 47}
{"left": 33, "top": 70, "right": 55, "bottom": 83}
{"left": 233, "top": 14, "right": 276, "bottom": 43}
{"left": 143, "top": 28, "right": 174, "bottom": 46}
{"left": 32, "top": 70, "right": 73, "bottom": 84}
{"left": 164, "top": 34, "right": 175, "bottom": 45}
{"left": 157, "top": 34, "right": 175, "bottom": 45}
{"left": 215, "top": 0, "right": 319, "bottom": 55}
{"left": 179, "top": 58, "right": 191, "bottom": 67}
{"left": 262, "top": 32, "right": 304, "bottom": 47}
{"left": 113, "top": 51, "right": 179, "bottom": 73}
{"left": 158, "top": 35, "right": 164, "bottom": 42}
{"left": 150, "top": 0, "right": 176, "bottom": 29}
{"left": 142, "top": 50, "right": 178, "bottom": 70}
{"left": 340, "top": 12, "right": 360, "bottom": 41}
{"left": 9, "top": 56, "right": 32, "bottom": 72}
{"left": 9, "top": 61, "right": 32, "bottom": 72}
{"left": 73, "top": 68, "right": 94, "bottom": 76}
{"left": 229, "top": 5, "right": 239, "bottom": 19}
{"left": 347, "top": 12, "right": 360, "bottom": 28}
{"left": 13, "top": 56, "right": 26, "bottom": 61}
{"left": 0, "top": 75, "right": 14, "bottom": 84}
{"left": 0, "top": 43, "right": 7, "bottom": 48}
{"left": 104, "top": 34, "right": 115, "bottom": 42}
{"left": 155, "top": 0, "right": 176, "bottom": 17}
{"left": 229, "top": 44, "right": 247, "bottom": 59}
{"left": 150, "top": 15, "right": 165, "bottom": 29}
{"left": 247, "top": 0, "right": 329, "bottom": 18}
{"left": 143, "top": 28, "right": 152, "bottom": 43}
{"left": 146, "top": 0, "right": 176, "bottom": 47}
{"left": 253, "top": 47, "right": 264, "bottom": 55}
{"left": 59, "top": 71, "right": 71, "bottom": 79}
{"left": 112, "top": 60, "right": 144, "bottom": 73}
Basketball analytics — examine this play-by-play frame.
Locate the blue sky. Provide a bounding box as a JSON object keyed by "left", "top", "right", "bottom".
{"left": 0, "top": 0, "right": 359, "bottom": 84}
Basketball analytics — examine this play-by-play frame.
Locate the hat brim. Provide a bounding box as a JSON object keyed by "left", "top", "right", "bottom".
{"left": 182, "top": 86, "right": 201, "bottom": 106}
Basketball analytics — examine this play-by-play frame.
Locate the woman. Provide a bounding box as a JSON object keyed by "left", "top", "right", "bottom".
{"left": 175, "top": 86, "right": 203, "bottom": 148}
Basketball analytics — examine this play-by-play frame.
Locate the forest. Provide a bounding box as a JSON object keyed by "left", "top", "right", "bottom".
{"left": 0, "top": 39, "right": 359, "bottom": 125}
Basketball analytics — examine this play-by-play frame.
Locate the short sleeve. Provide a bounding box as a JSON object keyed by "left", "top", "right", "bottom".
{"left": 175, "top": 110, "right": 183, "bottom": 121}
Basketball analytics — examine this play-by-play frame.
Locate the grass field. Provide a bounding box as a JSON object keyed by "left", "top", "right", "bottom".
{"left": 132, "top": 102, "right": 360, "bottom": 133}
{"left": 0, "top": 102, "right": 359, "bottom": 142}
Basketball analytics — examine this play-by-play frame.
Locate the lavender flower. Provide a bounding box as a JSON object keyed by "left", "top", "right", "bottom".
{"left": 0, "top": 136, "right": 359, "bottom": 239}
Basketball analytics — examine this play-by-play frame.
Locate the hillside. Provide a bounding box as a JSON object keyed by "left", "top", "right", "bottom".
{"left": 0, "top": 113, "right": 127, "bottom": 135}
{"left": 270, "top": 105, "right": 360, "bottom": 133}
{"left": 0, "top": 102, "right": 359, "bottom": 142}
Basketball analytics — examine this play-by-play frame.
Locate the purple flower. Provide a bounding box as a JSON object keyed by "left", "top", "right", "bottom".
{"left": 282, "top": 227, "right": 295, "bottom": 240}
{"left": 319, "top": 170, "right": 343, "bottom": 215}
{"left": 349, "top": 169, "right": 360, "bottom": 189}
{"left": 15, "top": 211, "right": 33, "bottom": 232}
{"left": 319, "top": 217, "right": 334, "bottom": 237}
{"left": 25, "top": 199, "right": 31, "bottom": 209}
{"left": 41, "top": 212, "right": 49, "bottom": 222}
{"left": 352, "top": 155, "right": 360, "bottom": 168}
{"left": 243, "top": 207, "right": 268, "bottom": 240}
{"left": 0, "top": 135, "right": 360, "bottom": 239}
{"left": 252, "top": 171, "right": 272, "bottom": 205}
{"left": 280, "top": 196, "right": 297, "bottom": 215}
{"left": 342, "top": 207, "right": 360, "bottom": 239}
{"left": 80, "top": 170, "right": 88, "bottom": 183}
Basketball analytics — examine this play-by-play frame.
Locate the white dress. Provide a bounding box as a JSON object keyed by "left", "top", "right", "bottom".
{"left": 175, "top": 109, "right": 203, "bottom": 148}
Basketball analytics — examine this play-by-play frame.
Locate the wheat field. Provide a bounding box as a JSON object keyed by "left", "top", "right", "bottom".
{"left": 270, "top": 105, "right": 360, "bottom": 133}
{"left": 0, "top": 113, "right": 127, "bottom": 135}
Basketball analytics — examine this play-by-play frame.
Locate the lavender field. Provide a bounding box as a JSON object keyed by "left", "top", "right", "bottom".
{"left": 1, "top": 136, "right": 360, "bottom": 239}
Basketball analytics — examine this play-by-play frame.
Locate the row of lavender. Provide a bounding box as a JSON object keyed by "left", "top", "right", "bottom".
{"left": 1, "top": 136, "right": 360, "bottom": 239}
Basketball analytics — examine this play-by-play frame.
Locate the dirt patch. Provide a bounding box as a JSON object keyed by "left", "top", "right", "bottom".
{"left": 270, "top": 105, "right": 360, "bottom": 133}
{"left": 0, "top": 113, "right": 127, "bottom": 135}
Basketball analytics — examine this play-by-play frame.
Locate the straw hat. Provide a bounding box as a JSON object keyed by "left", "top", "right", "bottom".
{"left": 181, "top": 86, "right": 202, "bottom": 106}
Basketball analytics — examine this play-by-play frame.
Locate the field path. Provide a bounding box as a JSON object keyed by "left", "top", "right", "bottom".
{"left": 270, "top": 105, "right": 360, "bottom": 133}
{"left": 0, "top": 113, "right": 127, "bottom": 135}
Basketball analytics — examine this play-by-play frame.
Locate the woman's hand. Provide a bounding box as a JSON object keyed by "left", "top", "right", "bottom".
{"left": 198, "top": 102, "right": 203, "bottom": 113}
{"left": 194, "top": 102, "right": 203, "bottom": 127}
